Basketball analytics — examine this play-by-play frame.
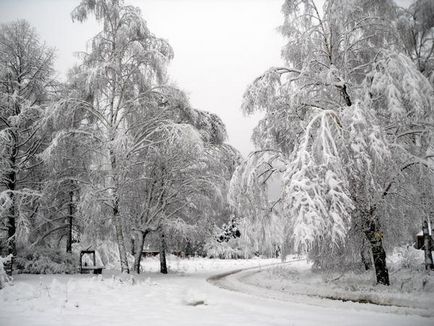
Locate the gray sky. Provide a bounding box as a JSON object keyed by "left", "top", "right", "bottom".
{"left": 0, "top": 0, "right": 284, "bottom": 157}
{"left": 0, "top": 0, "right": 412, "bottom": 156}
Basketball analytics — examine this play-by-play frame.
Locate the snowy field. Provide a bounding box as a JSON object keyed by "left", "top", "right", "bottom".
{"left": 1, "top": 257, "right": 434, "bottom": 326}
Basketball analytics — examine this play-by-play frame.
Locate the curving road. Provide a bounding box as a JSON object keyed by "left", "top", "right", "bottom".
{"left": 206, "top": 261, "right": 434, "bottom": 326}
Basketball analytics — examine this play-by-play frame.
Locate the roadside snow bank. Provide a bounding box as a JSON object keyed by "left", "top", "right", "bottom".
{"left": 241, "top": 249, "right": 434, "bottom": 313}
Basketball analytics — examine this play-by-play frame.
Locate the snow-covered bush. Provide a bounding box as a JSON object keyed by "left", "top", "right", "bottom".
{"left": 204, "top": 239, "right": 251, "bottom": 259}
{"left": 15, "top": 247, "right": 78, "bottom": 274}
{"left": 389, "top": 246, "right": 424, "bottom": 271}
{"left": 0, "top": 254, "right": 13, "bottom": 289}
{"left": 309, "top": 245, "right": 359, "bottom": 273}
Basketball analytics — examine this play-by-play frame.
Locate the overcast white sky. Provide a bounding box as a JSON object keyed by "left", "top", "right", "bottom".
{"left": 0, "top": 0, "right": 412, "bottom": 156}
{"left": 0, "top": 0, "right": 285, "bottom": 157}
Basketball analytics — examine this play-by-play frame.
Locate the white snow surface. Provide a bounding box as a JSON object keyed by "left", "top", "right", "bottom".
{"left": 1, "top": 257, "right": 433, "bottom": 326}
{"left": 230, "top": 260, "right": 434, "bottom": 315}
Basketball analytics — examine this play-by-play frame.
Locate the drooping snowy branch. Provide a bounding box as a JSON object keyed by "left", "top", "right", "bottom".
{"left": 283, "top": 110, "right": 353, "bottom": 252}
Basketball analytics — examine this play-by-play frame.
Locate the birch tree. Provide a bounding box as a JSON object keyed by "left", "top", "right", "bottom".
{"left": 236, "top": 0, "right": 434, "bottom": 285}
{"left": 61, "top": 0, "right": 175, "bottom": 272}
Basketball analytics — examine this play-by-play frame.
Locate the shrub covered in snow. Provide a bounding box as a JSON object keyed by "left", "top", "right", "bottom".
{"left": 204, "top": 239, "right": 252, "bottom": 259}
{"left": 0, "top": 254, "right": 13, "bottom": 289}
{"left": 388, "top": 246, "right": 424, "bottom": 271}
{"left": 15, "top": 247, "right": 78, "bottom": 274}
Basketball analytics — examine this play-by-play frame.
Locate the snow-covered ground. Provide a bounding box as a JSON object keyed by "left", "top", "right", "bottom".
{"left": 138, "top": 255, "right": 281, "bottom": 274}
{"left": 225, "top": 249, "right": 434, "bottom": 320}
{"left": 228, "top": 260, "right": 434, "bottom": 315}
{"left": 1, "top": 257, "right": 433, "bottom": 326}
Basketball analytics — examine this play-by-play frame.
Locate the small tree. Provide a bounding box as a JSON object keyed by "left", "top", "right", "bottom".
{"left": 35, "top": 71, "right": 95, "bottom": 252}
{"left": 128, "top": 102, "right": 238, "bottom": 273}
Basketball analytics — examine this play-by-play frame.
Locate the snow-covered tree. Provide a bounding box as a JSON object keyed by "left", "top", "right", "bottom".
{"left": 34, "top": 69, "right": 96, "bottom": 252}
{"left": 0, "top": 20, "right": 54, "bottom": 255}
{"left": 127, "top": 102, "right": 239, "bottom": 273}
{"left": 39, "top": 0, "right": 239, "bottom": 274}
{"left": 127, "top": 119, "right": 205, "bottom": 273}
{"left": 229, "top": 151, "right": 286, "bottom": 257}
{"left": 49, "top": 0, "right": 176, "bottom": 272}
{"left": 397, "top": 0, "right": 434, "bottom": 81}
{"left": 235, "top": 0, "right": 434, "bottom": 285}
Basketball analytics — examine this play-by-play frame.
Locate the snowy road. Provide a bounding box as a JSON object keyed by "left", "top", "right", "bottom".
{"left": 209, "top": 262, "right": 434, "bottom": 326}
{"left": 1, "top": 259, "right": 433, "bottom": 326}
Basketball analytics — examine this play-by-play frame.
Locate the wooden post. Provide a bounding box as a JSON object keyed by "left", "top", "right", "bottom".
{"left": 79, "top": 251, "right": 83, "bottom": 273}
{"left": 422, "top": 221, "right": 433, "bottom": 270}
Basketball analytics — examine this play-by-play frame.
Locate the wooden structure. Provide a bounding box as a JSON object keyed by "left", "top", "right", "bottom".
{"left": 2, "top": 256, "right": 13, "bottom": 276}
{"left": 414, "top": 221, "right": 434, "bottom": 270}
{"left": 415, "top": 231, "right": 424, "bottom": 250}
{"left": 142, "top": 250, "right": 159, "bottom": 258}
{"left": 172, "top": 250, "right": 185, "bottom": 258}
{"left": 79, "top": 250, "right": 104, "bottom": 274}
{"left": 422, "top": 221, "right": 433, "bottom": 270}
{"left": 141, "top": 250, "right": 185, "bottom": 258}
{"left": 414, "top": 224, "right": 433, "bottom": 250}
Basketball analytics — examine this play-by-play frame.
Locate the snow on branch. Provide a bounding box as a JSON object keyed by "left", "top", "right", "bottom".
{"left": 283, "top": 110, "right": 353, "bottom": 252}
{"left": 241, "top": 67, "right": 301, "bottom": 115}
{"left": 366, "top": 52, "right": 434, "bottom": 121}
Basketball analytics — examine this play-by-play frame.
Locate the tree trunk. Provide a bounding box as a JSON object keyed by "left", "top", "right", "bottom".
{"left": 6, "top": 143, "right": 17, "bottom": 256}
{"left": 66, "top": 185, "right": 74, "bottom": 253}
{"left": 113, "top": 199, "right": 129, "bottom": 273}
{"left": 185, "top": 239, "right": 193, "bottom": 258}
{"left": 109, "top": 148, "right": 129, "bottom": 273}
{"left": 66, "top": 215, "right": 73, "bottom": 253}
{"left": 133, "top": 230, "right": 148, "bottom": 274}
{"left": 360, "top": 238, "right": 372, "bottom": 270}
{"left": 131, "top": 238, "right": 135, "bottom": 255}
{"left": 6, "top": 195, "right": 16, "bottom": 256}
{"left": 422, "top": 221, "right": 433, "bottom": 270}
{"left": 160, "top": 231, "right": 167, "bottom": 274}
{"left": 364, "top": 220, "right": 389, "bottom": 285}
